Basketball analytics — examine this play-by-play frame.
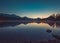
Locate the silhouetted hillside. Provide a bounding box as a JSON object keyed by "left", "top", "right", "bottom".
{"left": 0, "top": 13, "right": 21, "bottom": 20}
{"left": 43, "top": 14, "right": 60, "bottom": 21}
{"left": 0, "top": 13, "right": 41, "bottom": 22}
{"left": 56, "top": 14, "right": 60, "bottom": 21}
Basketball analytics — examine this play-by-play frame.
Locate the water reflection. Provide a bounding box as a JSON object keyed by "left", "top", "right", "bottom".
{"left": 45, "top": 22, "right": 60, "bottom": 28}
{"left": 0, "top": 22, "right": 20, "bottom": 27}
{"left": 0, "top": 21, "right": 60, "bottom": 28}
{"left": 52, "top": 34, "right": 60, "bottom": 40}
{"left": 0, "top": 21, "right": 60, "bottom": 43}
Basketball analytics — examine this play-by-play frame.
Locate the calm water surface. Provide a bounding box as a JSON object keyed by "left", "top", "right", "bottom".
{"left": 0, "top": 22, "right": 60, "bottom": 43}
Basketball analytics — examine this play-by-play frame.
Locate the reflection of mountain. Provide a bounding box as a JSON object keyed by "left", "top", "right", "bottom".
{"left": 0, "top": 22, "right": 21, "bottom": 27}
{"left": 1, "top": 21, "right": 60, "bottom": 28}
{"left": 52, "top": 34, "right": 60, "bottom": 40}
{"left": 45, "top": 22, "right": 60, "bottom": 28}
{"left": 56, "top": 22, "right": 60, "bottom": 28}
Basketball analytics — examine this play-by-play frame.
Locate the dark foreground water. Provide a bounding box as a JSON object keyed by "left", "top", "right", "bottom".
{"left": 0, "top": 22, "right": 60, "bottom": 43}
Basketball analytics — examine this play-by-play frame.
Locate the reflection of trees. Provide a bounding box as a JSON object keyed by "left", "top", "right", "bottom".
{"left": 0, "top": 21, "right": 60, "bottom": 28}
{"left": 0, "top": 21, "right": 31, "bottom": 27}
{"left": 52, "top": 34, "right": 60, "bottom": 40}
{"left": 43, "top": 22, "right": 60, "bottom": 28}
{"left": 56, "top": 22, "right": 60, "bottom": 28}
{"left": 46, "top": 22, "right": 54, "bottom": 26}
{"left": 0, "top": 21, "right": 40, "bottom": 27}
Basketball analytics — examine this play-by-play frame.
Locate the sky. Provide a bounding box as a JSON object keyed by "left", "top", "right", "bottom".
{"left": 0, "top": 0, "right": 60, "bottom": 18}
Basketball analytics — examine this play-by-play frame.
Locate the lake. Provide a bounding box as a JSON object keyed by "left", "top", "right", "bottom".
{"left": 0, "top": 22, "right": 60, "bottom": 43}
